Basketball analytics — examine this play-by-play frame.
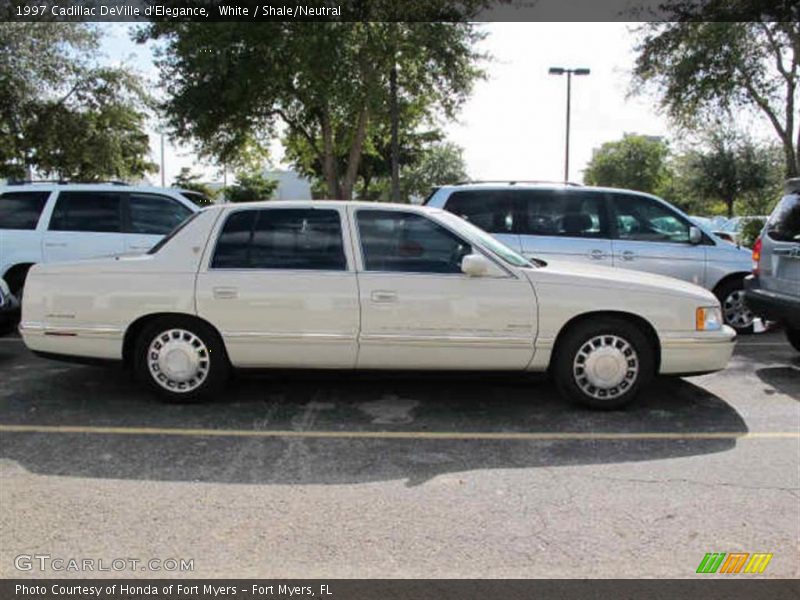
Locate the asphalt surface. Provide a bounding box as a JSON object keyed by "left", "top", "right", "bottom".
{"left": 0, "top": 331, "right": 798, "bottom": 578}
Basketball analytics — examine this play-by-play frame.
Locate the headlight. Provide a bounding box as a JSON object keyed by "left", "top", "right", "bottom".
{"left": 696, "top": 306, "right": 723, "bottom": 331}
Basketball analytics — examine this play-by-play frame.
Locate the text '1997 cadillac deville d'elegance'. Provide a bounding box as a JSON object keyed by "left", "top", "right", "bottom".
{"left": 20, "top": 202, "right": 736, "bottom": 409}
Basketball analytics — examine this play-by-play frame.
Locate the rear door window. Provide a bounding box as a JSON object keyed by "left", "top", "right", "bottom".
{"left": 212, "top": 209, "right": 347, "bottom": 271}
{"left": 48, "top": 192, "right": 122, "bottom": 233}
{"left": 518, "top": 190, "right": 610, "bottom": 239}
{"left": 0, "top": 191, "right": 50, "bottom": 230}
{"left": 444, "top": 191, "right": 515, "bottom": 234}
{"left": 766, "top": 195, "right": 800, "bottom": 242}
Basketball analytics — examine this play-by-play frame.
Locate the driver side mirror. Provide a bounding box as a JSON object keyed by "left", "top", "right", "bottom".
{"left": 689, "top": 226, "right": 702, "bottom": 245}
{"left": 461, "top": 253, "right": 492, "bottom": 277}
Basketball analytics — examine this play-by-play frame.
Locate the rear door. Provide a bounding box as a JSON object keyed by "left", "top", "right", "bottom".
{"left": 761, "top": 194, "right": 800, "bottom": 297}
{"left": 609, "top": 192, "right": 707, "bottom": 286}
{"left": 196, "top": 206, "right": 359, "bottom": 368}
{"left": 441, "top": 190, "right": 521, "bottom": 251}
{"left": 516, "top": 189, "right": 613, "bottom": 266}
{"left": 42, "top": 191, "right": 125, "bottom": 262}
{"left": 123, "top": 192, "right": 195, "bottom": 254}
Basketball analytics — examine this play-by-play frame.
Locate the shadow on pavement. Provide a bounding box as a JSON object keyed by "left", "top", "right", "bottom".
{"left": 755, "top": 366, "right": 800, "bottom": 400}
{"left": 0, "top": 358, "right": 749, "bottom": 486}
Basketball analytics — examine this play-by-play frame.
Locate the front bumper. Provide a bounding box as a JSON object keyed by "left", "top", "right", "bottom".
{"left": 744, "top": 275, "right": 800, "bottom": 328}
{"left": 659, "top": 326, "right": 737, "bottom": 375}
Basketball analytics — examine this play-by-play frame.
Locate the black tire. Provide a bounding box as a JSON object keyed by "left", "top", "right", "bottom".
{"left": 134, "top": 316, "right": 230, "bottom": 403}
{"left": 715, "top": 278, "right": 754, "bottom": 334}
{"left": 553, "top": 317, "right": 655, "bottom": 410}
{"left": 786, "top": 327, "right": 800, "bottom": 353}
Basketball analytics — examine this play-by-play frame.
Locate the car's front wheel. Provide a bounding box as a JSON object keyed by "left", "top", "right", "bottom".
{"left": 134, "top": 317, "right": 230, "bottom": 402}
{"left": 553, "top": 318, "right": 655, "bottom": 410}
{"left": 786, "top": 327, "right": 800, "bottom": 353}
{"left": 716, "top": 278, "right": 754, "bottom": 334}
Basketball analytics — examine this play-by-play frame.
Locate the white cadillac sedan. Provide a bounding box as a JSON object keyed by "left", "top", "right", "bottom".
{"left": 20, "top": 202, "right": 735, "bottom": 409}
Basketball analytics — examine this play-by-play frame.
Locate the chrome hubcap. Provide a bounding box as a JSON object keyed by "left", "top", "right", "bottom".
{"left": 147, "top": 329, "right": 209, "bottom": 393}
{"left": 723, "top": 290, "right": 754, "bottom": 329}
{"left": 573, "top": 335, "right": 639, "bottom": 400}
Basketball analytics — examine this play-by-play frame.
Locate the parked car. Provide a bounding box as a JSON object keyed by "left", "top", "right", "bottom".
{"left": 718, "top": 215, "right": 769, "bottom": 246}
{"left": 426, "top": 183, "right": 755, "bottom": 333}
{"left": 0, "top": 182, "right": 199, "bottom": 299}
{"left": 0, "top": 277, "right": 19, "bottom": 336}
{"left": 174, "top": 188, "right": 215, "bottom": 207}
{"left": 745, "top": 179, "right": 800, "bottom": 352}
{"left": 20, "top": 201, "right": 735, "bottom": 410}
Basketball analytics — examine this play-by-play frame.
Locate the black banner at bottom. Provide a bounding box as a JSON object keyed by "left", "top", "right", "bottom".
{"left": 2, "top": 579, "right": 799, "bottom": 600}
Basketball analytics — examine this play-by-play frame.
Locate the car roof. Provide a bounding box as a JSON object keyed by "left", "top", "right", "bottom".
{"left": 0, "top": 182, "right": 186, "bottom": 195}
{"left": 435, "top": 181, "right": 663, "bottom": 198}
{"left": 210, "top": 200, "right": 443, "bottom": 213}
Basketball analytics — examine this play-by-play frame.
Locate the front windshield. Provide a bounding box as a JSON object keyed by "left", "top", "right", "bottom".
{"left": 436, "top": 210, "right": 533, "bottom": 268}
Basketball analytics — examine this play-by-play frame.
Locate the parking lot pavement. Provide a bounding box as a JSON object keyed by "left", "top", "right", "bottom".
{"left": 0, "top": 331, "right": 797, "bottom": 578}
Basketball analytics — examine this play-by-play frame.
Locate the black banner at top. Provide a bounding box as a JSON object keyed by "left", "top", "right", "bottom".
{"left": 2, "top": 0, "right": 799, "bottom": 22}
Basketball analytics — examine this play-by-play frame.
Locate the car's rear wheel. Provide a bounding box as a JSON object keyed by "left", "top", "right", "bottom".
{"left": 786, "top": 327, "right": 800, "bottom": 353}
{"left": 716, "top": 278, "right": 754, "bottom": 334}
{"left": 134, "top": 317, "right": 229, "bottom": 402}
{"left": 553, "top": 318, "right": 655, "bottom": 410}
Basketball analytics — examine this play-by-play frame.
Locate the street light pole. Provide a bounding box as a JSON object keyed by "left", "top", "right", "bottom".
{"left": 549, "top": 67, "right": 590, "bottom": 183}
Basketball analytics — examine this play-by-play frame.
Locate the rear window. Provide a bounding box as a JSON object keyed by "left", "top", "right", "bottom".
{"left": 766, "top": 195, "right": 800, "bottom": 242}
{"left": 0, "top": 191, "right": 50, "bottom": 230}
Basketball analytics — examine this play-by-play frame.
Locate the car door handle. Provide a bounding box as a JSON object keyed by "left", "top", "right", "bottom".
{"left": 589, "top": 249, "right": 608, "bottom": 260}
{"left": 212, "top": 287, "right": 238, "bottom": 300}
{"left": 129, "top": 245, "right": 152, "bottom": 251}
{"left": 371, "top": 290, "right": 397, "bottom": 303}
{"left": 620, "top": 250, "right": 635, "bottom": 261}
{"left": 45, "top": 242, "right": 67, "bottom": 248}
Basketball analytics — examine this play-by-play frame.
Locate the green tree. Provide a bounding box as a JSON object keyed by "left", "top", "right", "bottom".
{"left": 632, "top": 18, "right": 800, "bottom": 177}
{"left": 583, "top": 134, "right": 672, "bottom": 195}
{"left": 402, "top": 141, "right": 468, "bottom": 200}
{"left": 172, "top": 167, "right": 218, "bottom": 203}
{"left": 140, "top": 22, "right": 484, "bottom": 199}
{"left": 225, "top": 170, "right": 278, "bottom": 203}
{"left": 673, "top": 128, "right": 780, "bottom": 218}
{"left": 0, "top": 24, "right": 155, "bottom": 181}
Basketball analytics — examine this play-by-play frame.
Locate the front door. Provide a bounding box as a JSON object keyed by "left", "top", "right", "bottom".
{"left": 609, "top": 193, "right": 707, "bottom": 287}
{"left": 196, "top": 207, "right": 359, "bottom": 368}
{"left": 351, "top": 208, "right": 536, "bottom": 370}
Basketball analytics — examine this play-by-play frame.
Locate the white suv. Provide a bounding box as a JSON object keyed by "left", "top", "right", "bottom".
{"left": 0, "top": 183, "right": 198, "bottom": 298}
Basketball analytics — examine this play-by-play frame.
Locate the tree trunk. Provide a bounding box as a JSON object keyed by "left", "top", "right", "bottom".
{"left": 320, "top": 112, "right": 339, "bottom": 199}
{"left": 389, "top": 62, "right": 400, "bottom": 203}
{"left": 340, "top": 106, "right": 370, "bottom": 201}
{"left": 727, "top": 197, "right": 735, "bottom": 219}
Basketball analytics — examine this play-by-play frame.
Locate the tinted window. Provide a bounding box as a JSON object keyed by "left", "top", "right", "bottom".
{"left": 128, "top": 193, "right": 192, "bottom": 235}
{"left": 610, "top": 194, "right": 690, "bottom": 243}
{"left": 212, "top": 209, "right": 346, "bottom": 271}
{"left": 0, "top": 191, "right": 50, "bottom": 230}
{"left": 357, "top": 210, "right": 471, "bottom": 273}
{"left": 518, "top": 190, "right": 609, "bottom": 238}
{"left": 444, "top": 191, "right": 515, "bottom": 233}
{"left": 49, "top": 192, "right": 122, "bottom": 233}
{"left": 766, "top": 195, "right": 800, "bottom": 242}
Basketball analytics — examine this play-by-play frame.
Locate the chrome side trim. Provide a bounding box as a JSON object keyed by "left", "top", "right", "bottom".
{"left": 359, "top": 334, "right": 532, "bottom": 348}
{"left": 222, "top": 332, "right": 356, "bottom": 343}
{"left": 20, "top": 323, "right": 123, "bottom": 339}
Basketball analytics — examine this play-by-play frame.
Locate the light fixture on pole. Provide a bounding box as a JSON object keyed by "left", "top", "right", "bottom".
{"left": 549, "top": 67, "right": 590, "bottom": 182}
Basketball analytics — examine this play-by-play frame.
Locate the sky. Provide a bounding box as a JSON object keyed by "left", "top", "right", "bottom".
{"left": 100, "top": 22, "right": 675, "bottom": 186}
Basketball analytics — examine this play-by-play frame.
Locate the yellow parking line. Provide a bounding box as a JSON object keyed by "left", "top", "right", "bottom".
{"left": 0, "top": 424, "right": 797, "bottom": 441}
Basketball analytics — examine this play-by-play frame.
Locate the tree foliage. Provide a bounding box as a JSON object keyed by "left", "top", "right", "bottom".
{"left": 139, "top": 22, "right": 485, "bottom": 199}
{"left": 402, "top": 141, "right": 468, "bottom": 200}
{"left": 672, "top": 127, "right": 782, "bottom": 218}
{"left": 225, "top": 170, "right": 279, "bottom": 203}
{"left": 632, "top": 18, "right": 800, "bottom": 177}
{"left": 0, "top": 23, "right": 155, "bottom": 181}
{"left": 583, "top": 134, "right": 672, "bottom": 195}
{"left": 172, "top": 167, "right": 218, "bottom": 202}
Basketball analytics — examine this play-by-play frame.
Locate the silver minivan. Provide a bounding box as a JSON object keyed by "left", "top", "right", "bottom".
{"left": 426, "top": 182, "right": 754, "bottom": 332}
{"left": 745, "top": 179, "right": 800, "bottom": 351}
